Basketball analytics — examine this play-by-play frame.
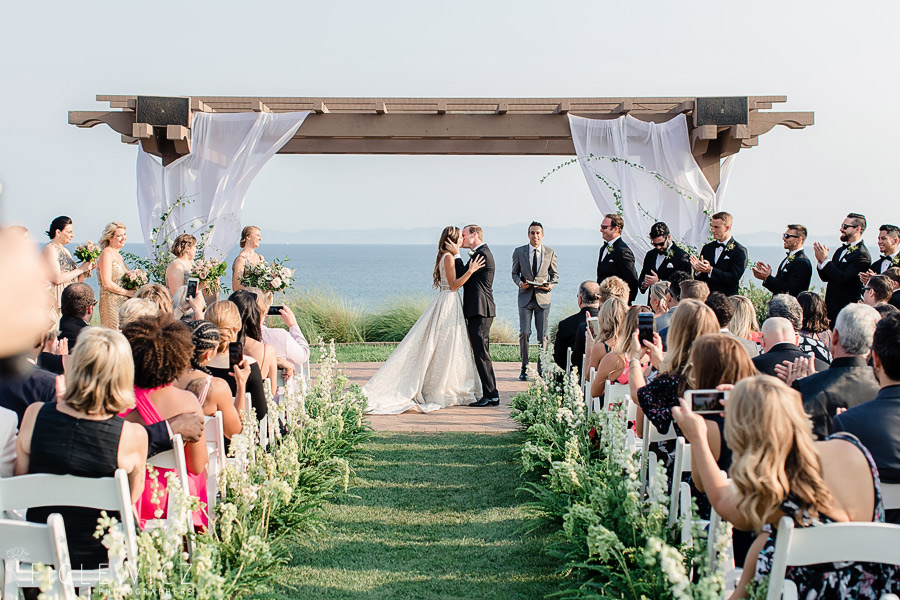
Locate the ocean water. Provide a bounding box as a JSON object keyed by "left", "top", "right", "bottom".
{"left": 84, "top": 243, "right": 807, "bottom": 331}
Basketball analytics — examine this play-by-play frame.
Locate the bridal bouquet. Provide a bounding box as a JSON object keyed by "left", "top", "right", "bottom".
{"left": 73, "top": 240, "right": 101, "bottom": 278}
{"left": 121, "top": 268, "right": 149, "bottom": 291}
{"left": 191, "top": 258, "right": 227, "bottom": 295}
{"left": 240, "top": 258, "right": 295, "bottom": 293}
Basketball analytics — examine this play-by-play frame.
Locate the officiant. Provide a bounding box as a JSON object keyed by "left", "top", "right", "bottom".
{"left": 511, "top": 222, "right": 559, "bottom": 381}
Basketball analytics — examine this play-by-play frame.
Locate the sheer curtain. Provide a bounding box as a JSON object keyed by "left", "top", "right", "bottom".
{"left": 136, "top": 111, "right": 309, "bottom": 259}
{"left": 568, "top": 114, "right": 732, "bottom": 260}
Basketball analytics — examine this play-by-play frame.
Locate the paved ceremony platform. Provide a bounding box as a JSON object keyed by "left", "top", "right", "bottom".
{"left": 325, "top": 362, "right": 529, "bottom": 433}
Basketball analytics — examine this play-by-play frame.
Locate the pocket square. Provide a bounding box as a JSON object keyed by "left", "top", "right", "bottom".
{"left": 723, "top": 256, "right": 731, "bottom": 261}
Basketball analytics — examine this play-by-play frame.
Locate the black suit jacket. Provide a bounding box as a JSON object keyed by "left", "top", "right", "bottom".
{"left": 695, "top": 239, "right": 748, "bottom": 297}
{"left": 869, "top": 255, "right": 898, "bottom": 275}
{"left": 596, "top": 238, "right": 639, "bottom": 302}
{"left": 891, "top": 290, "right": 900, "bottom": 311}
{"left": 834, "top": 385, "right": 900, "bottom": 483}
{"left": 793, "top": 356, "right": 879, "bottom": 439}
{"left": 751, "top": 342, "right": 830, "bottom": 377}
{"left": 553, "top": 306, "right": 600, "bottom": 372}
{"left": 763, "top": 250, "right": 812, "bottom": 297}
{"left": 817, "top": 241, "right": 871, "bottom": 323}
{"left": 0, "top": 365, "right": 57, "bottom": 426}
{"left": 638, "top": 244, "right": 692, "bottom": 292}
{"left": 455, "top": 245, "right": 496, "bottom": 318}
{"left": 58, "top": 315, "right": 88, "bottom": 348}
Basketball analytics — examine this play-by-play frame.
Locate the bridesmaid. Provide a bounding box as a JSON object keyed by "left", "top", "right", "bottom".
{"left": 165, "top": 233, "right": 197, "bottom": 297}
{"left": 41, "top": 216, "right": 95, "bottom": 321}
{"left": 231, "top": 226, "right": 265, "bottom": 292}
{"left": 98, "top": 221, "right": 134, "bottom": 329}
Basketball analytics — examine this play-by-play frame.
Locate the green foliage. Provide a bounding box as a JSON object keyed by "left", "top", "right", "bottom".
{"left": 362, "top": 294, "right": 431, "bottom": 342}
{"left": 287, "top": 288, "right": 368, "bottom": 343}
{"left": 328, "top": 342, "right": 538, "bottom": 363}
{"left": 739, "top": 280, "right": 773, "bottom": 326}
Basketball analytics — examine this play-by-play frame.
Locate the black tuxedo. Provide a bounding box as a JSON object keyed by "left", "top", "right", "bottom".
{"left": 637, "top": 244, "right": 692, "bottom": 292}
{"left": 870, "top": 254, "right": 899, "bottom": 275}
{"left": 751, "top": 342, "right": 829, "bottom": 377}
{"left": 817, "top": 241, "right": 871, "bottom": 324}
{"left": 0, "top": 364, "right": 57, "bottom": 426}
{"left": 890, "top": 290, "right": 900, "bottom": 311}
{"left": 695, "top": 238, "right": 748, "bottom": 297}
{"left": 762, "top": 250, "right": 812, "bottom": 297}
{"left": 58, "top": 315, "right": 89, "bottom": 348}
{"left": 596, "top": 238, "right": 639, "bottom": 302}
{"left": 456, "top": 245, "right": 498, "bottom": 399}
{"left": 793, "top": 356, "right": 879, "bottom": 439}
{"left": 553, "top": 306, "right": 599, "bottom": 373}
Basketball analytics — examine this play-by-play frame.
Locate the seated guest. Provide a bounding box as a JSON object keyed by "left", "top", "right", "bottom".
{"left": 118, "top": 297, "right": 158, "bottom": 329}
{"left": 122, "top": 315, "right": 208, "bottom": 528}
{"left": 16, "top": 327, "right": 148, "bottom": 570}
{"left": 863, "top": 274, "right": 893, "bottom": 307}
{"left": 658, "top": 279, "right": 709, "bottom": 347}
{"left": 674, "top": 375, "right": 898, "bottom": 598}
{"left": 648, "top": 281, "right": 671, "bottom": 323}
{"left": 553, "top": 281, "right": 600, "bottom": 372}
{"left": 753, "top": 317, "right": 828, "bottom": 376}
{"left": 591, "top": 305, "right": 651, "bottom": 399}
{"left": 876, "top": 304, "right": 900, "bottom": 319}
{"left": 834, "top": 312, "right": 900, "bottom": 523}
{"left": 706, "top": 292, "right": 757, "bottom": 357}
{"left": 172, "top": 285, "right": 206, "bottom": 322}
{"left": 0, "top": 406, "right": 16, "bottom": 477}
{"left": 585, "top": 297, "right": 627, "bottom": 381}
{"left": 797, "top": 291, "right": 832, "bottom": 363}
{"left": 58, "top": 282, "right": 95, "bottom": 348}
{"left": 249, "top": 288, "right": 310, "bottom": 375}
{"left": 135, "top": 283, "right": 174, "bottom": 315}
{"left": 656, "top": 272, "right": 692, "bottom": 330}
{"left": 229, "top": 290, "right": 278, "bottom": 394}
{"left": 791, "top": 303, "right": 880, "bottom": 439}
{"left": 728, "top": 295, "right": 762, "bottom": 348}
{"left": 884, "top": 267, "right": 900, "bottom": 310}
{"left": 35, "top": 327, "right": 65, "bottom": 375}
{"left": 598, "top": 275, "right": 630, "bottom": 305}
{"left": 0, "top": 354, "right": 56, "bottom": 426}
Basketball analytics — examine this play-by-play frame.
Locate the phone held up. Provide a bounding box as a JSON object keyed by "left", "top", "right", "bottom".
{"left": 267, "top": 305, "right": 283, "bottom": 316}
{"left": 586, "top": 316, "right": 600, "bottom": 340}
{"left": 228, "top": 342, "right": 243, "bottom": 370}
{"left": 637, "top": 312, "right": 655, "bottom": 344}
{"left": 685, "top": 389, "right": 728, "bottom": 415}
{"left": 186, "top": 277, "right": 199, "bottom": 299}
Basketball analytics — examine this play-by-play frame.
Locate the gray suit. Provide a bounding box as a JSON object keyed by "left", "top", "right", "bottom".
{"left": 511, "top": 244, "right": 559, "bottom": 368}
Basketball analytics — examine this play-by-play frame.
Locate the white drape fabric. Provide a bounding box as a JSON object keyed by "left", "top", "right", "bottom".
{"left": 568, "top": 114, "right": 732, "bottom": 259}
{"left": 136, "top": 111, "right": 309, "bottom": 259}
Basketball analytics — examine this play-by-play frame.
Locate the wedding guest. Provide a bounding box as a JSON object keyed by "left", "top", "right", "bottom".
{"left": 229, "top": 290, "right": 278, "bottom": 394}
{"left": 638, "top": 222, "right": 691, "bottom": 295}
{"left": 630, "top": 299, "right": 719, "bottom": 436}
{"left": 511, "top": 222, "right": 559, "bottom": 380}
{"left": 706, "top": 292, "right": 757, "bottom": 357}
{"left": 814, "top": 212, "right": 871, "bottom": 323}
{"left": 0, "top": 406, "right": 14, "bottom": 477}
{"left": 766, "top": 293, "right": 803, "bottom": 331}
{"left": 58, "top": 282, "right": 95, "bottom": 348}
{"left": 252, "top": 289, "right": 310, "bottom": 374}
{"left": 673, "top": 375, "right": 898, "bottom": 598}
{"left": 876, "top": 304, "right": 900, "bottom": 319}
{"left": 596, "top": 214, "right": 639, "bottom": 302}
{"left": 98, "top": 221, "right": 135, "bottom": 329}
{"left": 173, "top": 320, "right": 247, "bottom": 439}
{"left": 173, "top": 285, "right": 206, "bottom": 322}
{"left": 789, "top": 303, "right": 880, "bottom": 439}
{"left": 232, "top": 225, "right": 265, "bottom": 292}
{"left": 658, "top": 278, "right": 709, "bottom": 347}
{"left": 205, "top": 301, "right": 268, "bottom": 423}
{"left": 796, "top": 291, "right": 833, "bottom": 363}
{"left": 728, "top": 295, "right": 761, "bottom": 347}
{"left": 41, "top": 216, "right": 95, "bottom": 321}
{"left": 585, "top": 297, "right": 627, "bottom": 382}
{"left": 122, "top": 315, "right": 208, "bottom": 528}
{"left": 751, "top": 224, "right": 812, "bottom": 296}
{"left": 590, "top": 305, "right": 651, "bottom": 399}
{"left": 884, "top": 267, "right": 900, "bottom": 310}
{"left": 0, "top": 227, "right": 51, "bottom": 360}
{"left": 553, "top": 281, "right": 600, "bottom": 373}
{"left": 656, "top": 271, "right": 691, "bottom": 331}
{"left": 16, "top": 327, "right": 148, "bottom": 570}
{"left": 597, "top": 275, "right": 630, "bottom": 305}
{"left": 753, "top": 317, "right": 828, "bottom": 377}
{"left": 35, "top": 326, "right": 66, "bottom": 375}
{"left": 136, "top": 283, "right": 174, "bottom": 315}
{"left": 118, "top": 297, "right": 158, "bottom": 330}
{"left": 860, "top": 224, "right": 900, "bottom": 283}
{"left": 691, "top": 212, "right": 748, "bottom": 297}
{"left": 863, "top": 274, "right": 892, "bottom": 307}
{"left": 0, "top": 355, "right": 56, "bottom": 426}
{"left": 648, "top": 281, "right": 670, "bottom": 322}
{"left": 165, "top": 233, "right": 197, "bottom": 296}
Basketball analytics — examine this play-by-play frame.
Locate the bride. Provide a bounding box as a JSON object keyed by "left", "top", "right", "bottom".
{"left": 364, "top": 226, "right": 485, "bottom": 414}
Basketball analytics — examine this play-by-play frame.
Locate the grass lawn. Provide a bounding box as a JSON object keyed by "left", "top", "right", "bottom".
{"left": 333, "top": 344, "right": 539, "bottom": 363}
{"left": 259, "top": 432, "right": 561, "bottom": 600}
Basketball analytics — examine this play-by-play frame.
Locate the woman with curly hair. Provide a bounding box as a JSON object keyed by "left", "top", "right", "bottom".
{"left": 673, "top": 375, "right": 898, "bottom": 599}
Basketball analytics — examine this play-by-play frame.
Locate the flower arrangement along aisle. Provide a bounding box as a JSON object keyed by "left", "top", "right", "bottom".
{"left": 120, "top": 268, "right": 149, "bottom": 291}
{"left": 240, "top": 258, "right": 295, "bottom": 294}
{"left": 73, "top": 341, "right": 371, "bottom": 599}
{"left": 73, "top": 240, "right": 101, "bottom": 277}
{"left": 191, "top": 257, "right": 227, "bottom": 295}
{"left": 510, "top": 352, "right": 730, "bottom": 600}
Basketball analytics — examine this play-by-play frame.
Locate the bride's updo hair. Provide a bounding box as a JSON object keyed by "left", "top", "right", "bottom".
{"left": 46, "top": 216, "right": 72, "bottom": 240}
{"left": 433, "top": 226, "right": 461, "bottom": 288}
{"left": 239, "top": 226, "right": 260, "bottom": 248}
{"left": 99, "top": 221, "right": 127, "bottom": 250}
{"left": 171, "top": 233, "right": 197, "bottom": 258}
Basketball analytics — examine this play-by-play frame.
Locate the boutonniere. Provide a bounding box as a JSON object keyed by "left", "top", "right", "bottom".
{"left": 725, "top": 241, "right": 735, "bottom": 252}
{"left": 787, "top": 254, "right": 797, "bottom": 263}
{"left": 846, "top": 243, "right": 860, "bottom": 254}
{"left": 606, "top": 243, "right": 615, "bottom": 254}
{"left": 468, "top": 250, "right": 475, "bottom": 257}
{"left": 892, "top": 254, "right": 900, "bottom": 266}
{"left": 665, "top": 248, "right": 674, "bottom": 260}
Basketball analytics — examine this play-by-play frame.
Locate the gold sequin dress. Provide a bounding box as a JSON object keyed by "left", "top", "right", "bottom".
{"left": 100, "top": 258, "right": 128, "bottom": 329}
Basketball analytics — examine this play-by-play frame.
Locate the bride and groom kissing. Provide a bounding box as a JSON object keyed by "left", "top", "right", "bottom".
{"left": 363, "top": 224, "right": 501, "bottom": 414}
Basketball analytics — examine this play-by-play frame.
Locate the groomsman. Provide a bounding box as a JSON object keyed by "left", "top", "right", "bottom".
{"left": 814, "top": 212, "right": 872, "bottom": 324}
{"left": 860, "top": 224, "right": 900, "bottom": 285}
{"left": 511, "top": 222, "right": 559, "bottom": 380}
{"left": 751, "top": 224, "right": 812, "bottom": 296}
{"left": 596, "top": 213, "right": 639, "bottom": 302}
{"left": 638, "top": 221, "right": 692, "bottom": 294}
{"left": 690, "top": 211, "right": 748, "bottom": 297}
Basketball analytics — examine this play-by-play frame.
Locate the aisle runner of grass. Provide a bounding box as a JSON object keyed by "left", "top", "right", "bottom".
{"left": 262, "top": 432, "right": 561, "bottom": 599}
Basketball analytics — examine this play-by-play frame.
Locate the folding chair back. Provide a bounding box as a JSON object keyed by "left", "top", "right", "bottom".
{"left": 1, "top": 513, "right": 77, "bottom": 600}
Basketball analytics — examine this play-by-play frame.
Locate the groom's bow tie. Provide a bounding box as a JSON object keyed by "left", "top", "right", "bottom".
{"left": 715, "top": 241, "right": 727, "bottom": 248}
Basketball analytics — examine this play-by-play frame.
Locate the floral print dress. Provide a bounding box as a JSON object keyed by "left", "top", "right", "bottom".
{"left": 754, "top": 432, "right": 900, "bottom": 598}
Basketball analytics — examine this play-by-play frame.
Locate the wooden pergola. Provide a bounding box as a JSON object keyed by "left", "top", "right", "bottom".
{"left": 69, "top": 95, "right": 813, "bottom": 189}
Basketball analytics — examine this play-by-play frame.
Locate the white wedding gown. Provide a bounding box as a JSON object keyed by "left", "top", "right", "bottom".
{"left": 364, "top": 259, "right": 482, "bottom": 414}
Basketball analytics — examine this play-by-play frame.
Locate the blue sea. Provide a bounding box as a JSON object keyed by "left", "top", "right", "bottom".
{"left": 85, "top": 243, "right": 809, "bottom": 331}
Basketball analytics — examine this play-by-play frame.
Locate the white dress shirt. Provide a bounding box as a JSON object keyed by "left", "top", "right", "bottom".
{"left": 600, "top": 236, "right": 620, "bottom": 260}
{"left": 530, "top": 245, "right": 542, "bottom": 274}
{"left": 262, "top": 325, "right": 310, "bottom": 370}
{"left": 714, "top": 237, "right": 733, "bottom": 263}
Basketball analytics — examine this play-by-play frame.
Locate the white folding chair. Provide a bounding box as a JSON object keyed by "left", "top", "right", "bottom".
{"left": 882, "top": 482, "right": 900, "bottom": 511}
{"left": 1, "top": 513, "right": 77, "bottom": 600}
{"left": 639, "top": 417, "right": 677, "bottom": 495}
{"left": 602, "top": 381, "right": 630, "bottom": 412}
{"left": 204, "top": 411, "right": 227, "bottom": 518}
{"left": 669, "top": 437, "right": 691, "bottom": 529}
{"left": 259, "top": 414, "right": 269, "bottom": 449}
{"left": 766, "top": 517, "right": 900, "bottom": 600}
{"left": 0, "top": 469, "right": 137, "bottom": 593}
{"left": 565, "top": 347, "right": 572, "bottom": 374}
{"left": 146, "top": 434, "right": 194, "bottom": 555}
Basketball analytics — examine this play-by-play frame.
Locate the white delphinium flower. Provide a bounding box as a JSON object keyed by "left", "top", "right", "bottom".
{"left": 645, "top": 536, "right": 692, "bottom": 600}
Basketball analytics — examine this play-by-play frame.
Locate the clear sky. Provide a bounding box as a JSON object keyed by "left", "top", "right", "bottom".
{"left": 1, "top": 0, "right": 897, "bottom": 246}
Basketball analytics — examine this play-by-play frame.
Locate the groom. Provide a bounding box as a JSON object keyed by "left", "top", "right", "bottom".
{"left": 456, "top": 225, "right": 500, "bottom": 407}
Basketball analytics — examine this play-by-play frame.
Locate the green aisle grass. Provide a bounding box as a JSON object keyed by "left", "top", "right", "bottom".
{"left": 259, "top": 432, "right": 561, "bottom": 599}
